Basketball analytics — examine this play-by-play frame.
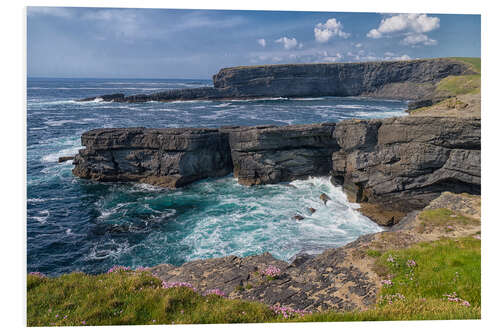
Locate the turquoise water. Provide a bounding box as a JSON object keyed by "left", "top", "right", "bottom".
{"left": 27, "top": 78, "right": 407, "bottom": 276}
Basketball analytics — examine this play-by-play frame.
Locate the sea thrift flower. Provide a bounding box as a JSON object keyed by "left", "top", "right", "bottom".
{"left": 461, "top": 300, "right": 471, "bottom": 307}
{"left": 161, "top": 281, "right": 196, "bottom": 291}
{"left": 406, "top": 259, "right": 417, "bottom": 268}
{"left": 107, "top": 265, "right": 130, "bottom": 273}
{"left": 386, "top": 255, "right": 395, "bottom": 263}
{"left": 270, "top": 305, "right": 312, "bottom": 319}
{"left": 381, "top": 279, "right": 393, "bottom": 286}
{"left": 204, "top": 289, "right": 226, "bottom": 297}
{"left": 261, "top": 265, "right": 281, "bottom": 278}
{"left": 135, "top": 266, "right": 148, "bottom": 272}
{"left": 29, "top": 272, "right": 47, "bottom": 278}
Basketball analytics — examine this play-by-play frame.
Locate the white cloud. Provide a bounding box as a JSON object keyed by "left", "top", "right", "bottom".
{"left": 367, "top": 13, "right": 440, "bottom": 46}
{"left": 402, "top": 34, "right": 437, "bottom": 46}
{"left": 322, "top": 52, "right": 343, "bottom": 62}
{"left": 275, "top": 37, "right": 299, "bottom": 50}
{"left": 314, "top": 18, "right": 350, "bottom": 43}
{"left": 354, "top": 43, "right": 363, "bottom": 48}
{"left": 257, "top": 38, "right": 266, "bottom": 47}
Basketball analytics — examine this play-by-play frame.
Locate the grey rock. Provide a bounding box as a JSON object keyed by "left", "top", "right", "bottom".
{"left": 79, "top": 59, "right": 474, "bottom": 103}
{"left": 225, "top": 123, "right": 338, "bottom": 185}
{"left": 72, "top": 127, "right": 233, "bottom": 188}
{"left": 331, "top": 117, "right": 481, "bottom": 213}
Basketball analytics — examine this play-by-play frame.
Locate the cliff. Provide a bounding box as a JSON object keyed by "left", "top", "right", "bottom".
{"left": 72, "top": 127, "right": 233, "bottom": 188}
{"left": 79, "top": 58, "right": 475, "bottom": 102}
{"left": 72, "top": 116, "right": 480, "bottom": 225}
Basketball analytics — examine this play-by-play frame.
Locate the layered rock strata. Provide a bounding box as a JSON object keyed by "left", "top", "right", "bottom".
{"left": 224, "top": 123, "right": 338, "bottom": 185}
{"left": 73, "top": 117, "right": 480, "bottom": 223}
{"left": 331, "top": 117, "right": 481, "bottom": 224}
{"left": 72, "top": 127, "right": 233, "bottom": 188}
{"left": 80, "top": 58, "right": 474, "bottom": 102}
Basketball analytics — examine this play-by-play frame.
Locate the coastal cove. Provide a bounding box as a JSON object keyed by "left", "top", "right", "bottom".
{"left": 27, "top": 78, "right": 407, "bottom": 276}
{"left": 26, "top": 57, "right": 482, "bottom": 322}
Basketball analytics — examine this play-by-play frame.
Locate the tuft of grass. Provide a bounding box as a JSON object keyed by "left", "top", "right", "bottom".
{"left": 366, "top": 249, "right": 382, "bottom": 258}
{"left": 417, "top": 208, "right": 480, "bottom": 233}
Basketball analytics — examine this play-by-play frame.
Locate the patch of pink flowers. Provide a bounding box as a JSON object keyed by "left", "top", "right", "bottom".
{"left": 381, "top": 279, "right": 393, "bottom": 286}
{"left": 406, "top": 259, "right": 417, "bottom": 268}
{"left": 386, "top": 255, "right": 395, "bottom": 263}
{"left": 443, "top": 292, "right": 471, "bottom": 306}
{"left": 135, "top": 266, "right": 148, "bottom": 272}
{"left": 29, "top": 272, "right": 47, "bottom": 278}
{"left": 161, "top": 281, "right": 196, "bottom": 291}
{"left": 270, "top": 305, "right": 311, "bottom": 319}
{"left": 261, "top": 265, "right": 281, "bottom": 278}
{"left": 107, "top": 265, "right": 131, "bottom": 273}
{"left": 204, "top": 289, "right": 226, "bottom": 297}
{"left": 380, "top": 293, "right": 405, "bottom": 305}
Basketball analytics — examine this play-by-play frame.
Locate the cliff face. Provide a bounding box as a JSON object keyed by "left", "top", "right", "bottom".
{"left": 331, "top": 117, "right": 481, "bottom": 220}
{"left": 72, "top": 116, "right": 480, "bottom": 224}
{"left": 80, "top": 58, "right": 474, "bottom": 102}
{"left": 213, "top": 59, "right": 472, "bottom": 100}
{"left": 225, "top": 123, "right": 339, "bottom": 185}
{"left": 72, "top": 127, "right": 233, "bottom": 188}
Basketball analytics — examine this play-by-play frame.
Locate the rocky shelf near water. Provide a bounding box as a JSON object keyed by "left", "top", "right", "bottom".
{"left": 72, "top": 116, "right": 480, "bottom": 226}
{"left": 79, "top": 58, "right": 475, "bottom": 103}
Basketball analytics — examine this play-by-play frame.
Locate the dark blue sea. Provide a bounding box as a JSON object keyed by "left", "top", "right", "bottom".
{"left": 27, "top": 78, "right": 408, "bottom": 276}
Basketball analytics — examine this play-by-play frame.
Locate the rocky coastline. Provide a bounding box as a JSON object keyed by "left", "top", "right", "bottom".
{"left": 79, "top": 58, "right": 475, "bottom": 104}
{"left": 72, "top": 116, "right": 480, "bottom": 225}
{"left": 68, "top": 57, "right": 481, "bottom": 314}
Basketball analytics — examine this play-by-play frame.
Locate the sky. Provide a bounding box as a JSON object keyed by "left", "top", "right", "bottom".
{"left": 27, "top": 7, "right": 481, "bottom": 79}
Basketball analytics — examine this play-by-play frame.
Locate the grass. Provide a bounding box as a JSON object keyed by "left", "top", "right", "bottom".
{"left": 27, "top": 236, "right": 480, "bottom": 326}
{"left": 417, "top": 208, "right": 480, "bottom": 233}
{"left": 435, "top": 74, "right": 481, "bottom": 96}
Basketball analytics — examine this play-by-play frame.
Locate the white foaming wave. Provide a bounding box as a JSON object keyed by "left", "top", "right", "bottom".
{"left": 85, "top": 239, "right": 137, "bottom": 261}
{"left": 213, "top": 102, "right": 232, "bottom": 108}
{"left": 289, "top": 97, "right": 325, "bottom": 101}
{"left": 30, "top": 210, "right": 50, "bottom": 224}
{"left": 44, "top": 118, "right": 98, "bottom": 127}
{"left": 336, "top": 104, "right": 365, "bottom": 109}
{"left": 226, "top": 97, "right": 288, "bottom": 102}
{"left": 176, "top": 176, "right": 382, "bottom": 262}
{"left": 41, "top": 145, "right": 83, "bottom": 163}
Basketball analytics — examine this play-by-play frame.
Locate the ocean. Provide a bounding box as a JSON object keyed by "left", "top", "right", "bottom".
{"left": 27, "top": 77, "right": 408, "bottom": 276}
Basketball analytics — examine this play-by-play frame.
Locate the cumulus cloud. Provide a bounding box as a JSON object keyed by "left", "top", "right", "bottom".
{"left": 367, "top": 13, "right": 440, "bottom": 46}
{"left": 275, "top": 37, "right": 299, "bottom": 50}
{"left": 257, "top": 38, "right": 266, "bottom": 47}
{"left": 314, "top": 18, "right": 350, "bottom": 43}
{"left": 402, "top": 34, "right": 437, "bottom": 46}
{"left": 354, "top": 43, "right": 363, "bottom": 48}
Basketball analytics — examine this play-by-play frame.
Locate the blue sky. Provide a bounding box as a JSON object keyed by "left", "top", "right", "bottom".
{"left": 27, "top": 7, "right": 481, "bottom": 79}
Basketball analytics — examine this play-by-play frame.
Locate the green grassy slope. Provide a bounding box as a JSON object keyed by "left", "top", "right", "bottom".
{"left": 27, "top": 236, "right": 480, "bottom": 326}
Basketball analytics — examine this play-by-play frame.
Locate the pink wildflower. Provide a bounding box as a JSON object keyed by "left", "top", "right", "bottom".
{"left": 161, "top": 281, "right": 196, "bottom": 291}
{"left": 381, "top": 279, "right": 393, "bottom": 286}
{"left": 270, "top": 305, "right": 311, "bottom": 318}
{"left": 204, "top": 288, "right": 226, "bottom": 297}
{"left": 107, "top": 265, "right": 130, "bottom": 273}
{"left": 406, "top": 259, "right": 417, "bottom": 268}
{"left": 387, "top": 255, "right": 395, "bottom": 263}
{"left": 29, "top": 272, "right": 46, "bottom": 278}
{"left": 461, "top": 300, "right": 471, "bottom": 307}
{"left": 261, "top": 265, "right": 281, "bottom": 278}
